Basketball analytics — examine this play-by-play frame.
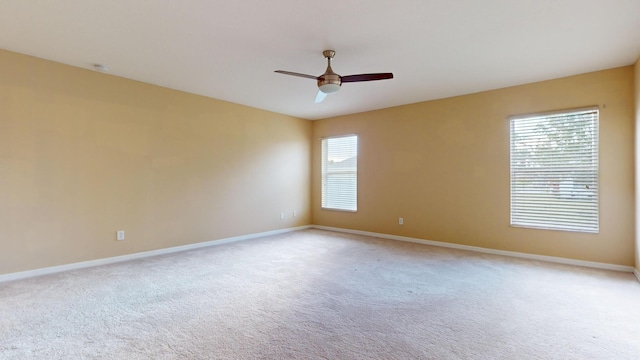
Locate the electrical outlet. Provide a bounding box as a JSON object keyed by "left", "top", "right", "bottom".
{"left": 293, "top": 210, "right": 297, "bottom": 217}
{"left": 280, "top": 212, "right": 285, "bottom": 220}
{"left": 399, "top": 218, "right": 404, "bottom": 225}
{"left": 117, "top": 230, "right": 125, "bottom": 241}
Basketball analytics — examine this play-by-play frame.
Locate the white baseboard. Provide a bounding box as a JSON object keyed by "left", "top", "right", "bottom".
{"left": 3, "top": 224, "right": 637, "bottom": 284}
{"left": 312, "top": 225, "right": 636, "bottom": 274}
{"left": 0, "top": 225, "right": 311, "bottom": 284}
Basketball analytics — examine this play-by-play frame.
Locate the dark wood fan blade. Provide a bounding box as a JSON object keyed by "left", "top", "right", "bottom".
{"left": 274, "top": 70, "right": 318, "bottom": 80}
{"left": 341, "top": 73, "right": 394, "bottom": 83}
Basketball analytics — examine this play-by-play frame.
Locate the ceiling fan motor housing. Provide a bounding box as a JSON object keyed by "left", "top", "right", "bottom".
{"left": 318, "top": 50, "right": 341, "bottom": 93}
{"left": 318, "top": 74, "right": 341, "bottom": 93}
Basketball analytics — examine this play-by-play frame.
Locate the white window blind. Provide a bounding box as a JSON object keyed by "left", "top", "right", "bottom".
{"left": 510, "top": 108, "right": 599, "bottom": 233}
{"left": 321, "top": 135, "right": 358, "bottom": 211}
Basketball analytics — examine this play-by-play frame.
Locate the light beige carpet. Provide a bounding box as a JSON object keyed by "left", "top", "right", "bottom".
{"left": 1, "top": 229, "right": 639, "bottom": 359}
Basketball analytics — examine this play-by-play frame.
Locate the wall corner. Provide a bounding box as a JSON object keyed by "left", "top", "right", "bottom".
{"left": 634, "top": 55, "right": 640, "bottom": 274}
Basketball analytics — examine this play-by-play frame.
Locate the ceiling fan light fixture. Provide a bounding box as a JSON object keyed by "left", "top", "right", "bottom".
{"left": 318, "top": 83, "right": 341, "bottom": 94}
{"left": 318, "top": 72, "right": 341, "bottom": 94}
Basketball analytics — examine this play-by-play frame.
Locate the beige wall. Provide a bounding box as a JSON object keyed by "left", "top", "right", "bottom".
{"left": 2, "top": 47, "right": 635, "bottom": 276}
{"left": 312, "top": 67, "right": 635, "bottom": 266}
{"left": 0, "top": 50, "right": 312, "bottom": 275}
{"left": 635, "top": 57, "right": 640, "bottom": 273}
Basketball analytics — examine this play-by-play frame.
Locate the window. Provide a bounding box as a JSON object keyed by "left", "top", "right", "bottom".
{"left": 509, "top": 107, "right": 599, "bottom": 233}
{"left": 321, "top": 135, "right": 358, "bottom": 211}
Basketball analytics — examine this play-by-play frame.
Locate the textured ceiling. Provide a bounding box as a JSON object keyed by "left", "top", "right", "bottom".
{"left": 1, "top": 0, "right": 639, "bottom": 120}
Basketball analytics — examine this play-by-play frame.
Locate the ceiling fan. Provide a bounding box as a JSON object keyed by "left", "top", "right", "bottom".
{"left": 275, "top": 50, "right": 394, "bottom": 103}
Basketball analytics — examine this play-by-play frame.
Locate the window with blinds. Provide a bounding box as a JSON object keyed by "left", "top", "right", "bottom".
{"left": 509, "top": 107, "right": 599, "bottom": 233}
{"left": 321, "top": 135, "right": 358, "bottom": 211}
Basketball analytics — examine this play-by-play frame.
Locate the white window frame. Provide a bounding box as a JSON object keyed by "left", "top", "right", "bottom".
{"left": 509, "top": 107, "right": 599, "bottom": 233}
{"left": 321, "top": 134, "right": 358, "bottom": 212}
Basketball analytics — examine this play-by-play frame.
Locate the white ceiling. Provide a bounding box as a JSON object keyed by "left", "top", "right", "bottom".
{"left": 1, "top": 1, "right": 639, "bottom": 120}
